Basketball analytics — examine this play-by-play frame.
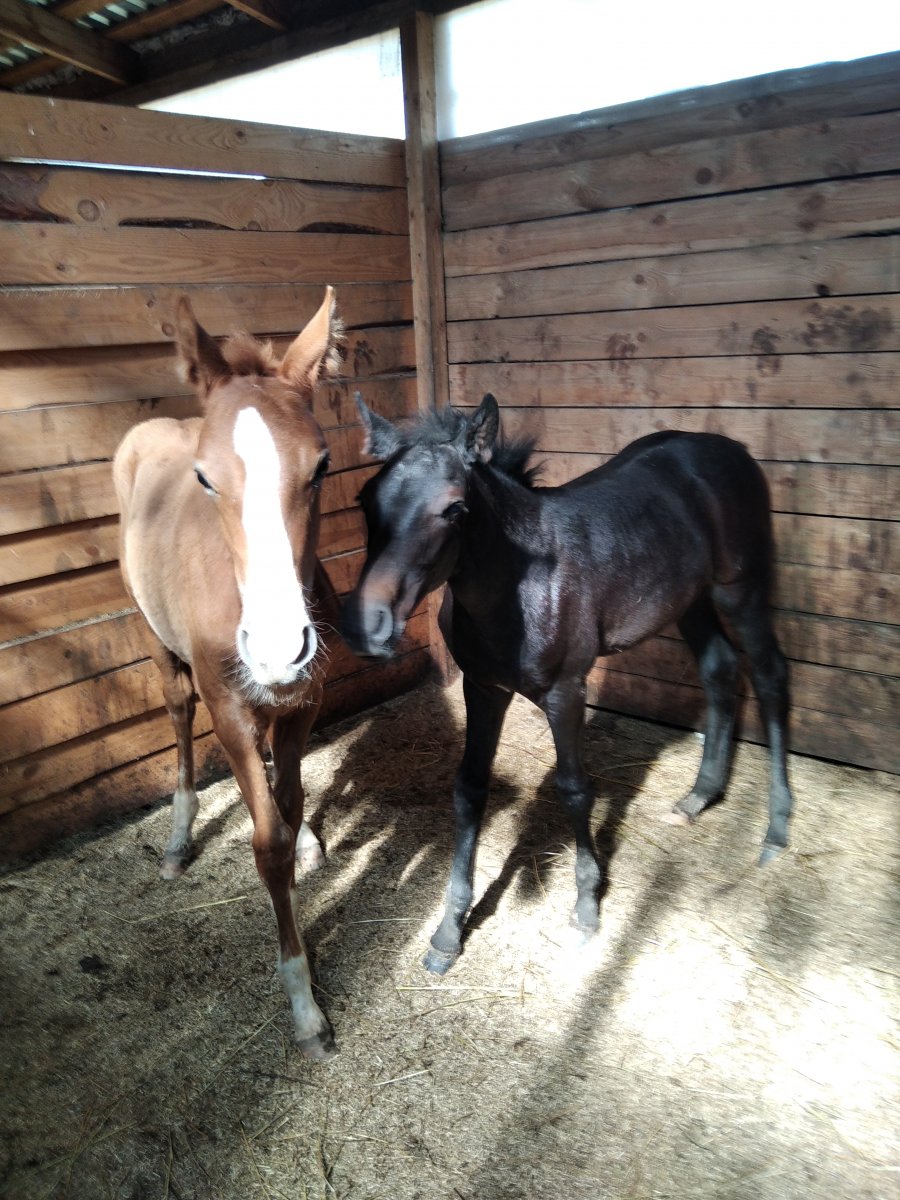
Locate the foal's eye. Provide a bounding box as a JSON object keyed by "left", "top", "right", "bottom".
{"left": 441, "top": 500, "right": 467, "bottom": 522}
{"left": 311, "top": 452, "right": 330, "bottom": 487}
{"left": 194, "top": 468, "right": 216, "bottom": 495}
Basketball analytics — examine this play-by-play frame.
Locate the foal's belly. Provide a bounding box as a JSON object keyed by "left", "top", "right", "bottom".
{"left": 596, "top": 581, "right": 701, "bottom": 655}
{"left": 597, "top": 608, "right": 666, "bottom": 656}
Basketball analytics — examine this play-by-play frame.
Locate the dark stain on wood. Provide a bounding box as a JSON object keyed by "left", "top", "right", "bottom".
{"left": 352, "top": 339, "right": 376, "bottom": 374}
{"left": 750, "top": 325, "right": 780, "bottom": 356}
{"left": 39, "top": 479, "right": 61, "bottom": 527}
{"left": 755, "top": 353, "right": 782, "bottom": 377}
{"left": 735, "top": 94, "right": 785, "bottom": 119}
{"left": 802, "top": 302, "right": 892, "bottom": 351}
{"left": 605, "top": 333, "right": 637, "bottom": 361}
{"left": 797, "top": 191, "right": 826, "bottom": 233}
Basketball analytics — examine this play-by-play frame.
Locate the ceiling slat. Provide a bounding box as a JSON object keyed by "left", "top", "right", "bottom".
{"left": 0, "top": 0, "right": 138, "bottom": 82}
{"left": 0, "top": 0, "right": 219, "bottom": 89}
{"left": 0, "top": 0, "right": 105, "bottom": 70}
{"left": 106, "top": 0, "right": 222, "bottom": 40}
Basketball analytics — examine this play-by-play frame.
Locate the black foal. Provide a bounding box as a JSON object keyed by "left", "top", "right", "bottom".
{"left": 343, "top": 394, "right": 795, "bottom": 974}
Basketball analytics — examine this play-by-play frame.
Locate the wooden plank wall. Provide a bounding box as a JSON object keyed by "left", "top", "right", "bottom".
{"left": 440, "top": 53, "right": 900, "bottom": 773}
{"left": 0, "top": 95, "right": 425, "bottom": 860}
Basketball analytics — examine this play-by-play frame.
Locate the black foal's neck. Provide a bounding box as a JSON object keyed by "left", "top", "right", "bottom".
{"left": 469, "top": 462, "right": 540, "bottom": 532}
{"left": 452, "top": 465, "right": 539, "bottom": 599}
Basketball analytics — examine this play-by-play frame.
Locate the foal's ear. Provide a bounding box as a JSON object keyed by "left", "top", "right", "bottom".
{"left": 173, "top": 297, "right": 230, "bottom": 399}
{"left": 356, "top": 392, "right": 403, "bottom": 459}
{"left": 279, "top": 286, "right": 343, "bottom": 397}
{"left": 465, "top": 393, "right": 500, "bottom": 464}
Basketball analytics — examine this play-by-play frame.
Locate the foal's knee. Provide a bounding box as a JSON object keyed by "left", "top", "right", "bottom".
{"left": 556, "top": 772, "right": 593, "bottom": 818}
{"left": 697, "top": 638, "right": 739, "bottom": 695}
{"left": 253, "top": 821, "right": 296, "bottom": 892}
{"left": 756, "top": 647, "right": 790, "bottom": 704}
{"left": 163, "top": 667, "right": 195, "bottom": 715}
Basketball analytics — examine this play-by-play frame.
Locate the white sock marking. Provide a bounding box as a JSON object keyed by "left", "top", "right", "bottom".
{"left": 277, "top": 952, "right": 327, "bottom": 1041}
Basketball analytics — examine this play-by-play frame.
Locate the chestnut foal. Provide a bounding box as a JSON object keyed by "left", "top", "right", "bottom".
{"left": 113, "top": 290, "right": 341, "bottom": 1059}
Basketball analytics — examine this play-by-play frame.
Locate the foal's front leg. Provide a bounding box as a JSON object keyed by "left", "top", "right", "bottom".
{"left": 543, "top": 679, "right": 603, "bottom": 935}
{"left": 424, "top": 677, "right": 512, "bottom": 976}
{"left": 212, "top": 696, "right": 334, "bottom": 1060}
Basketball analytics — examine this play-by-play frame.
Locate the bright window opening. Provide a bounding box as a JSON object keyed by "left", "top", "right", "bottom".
{"left": 145, "top": 1, "right": 900, "bottom": 143}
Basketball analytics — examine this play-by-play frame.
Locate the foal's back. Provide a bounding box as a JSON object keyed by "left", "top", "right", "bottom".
{"left": 536, "top": 431, "right": 774, "bottom": 656}
{"left": 551, "top": 431, "right": 772, "bottom": 576}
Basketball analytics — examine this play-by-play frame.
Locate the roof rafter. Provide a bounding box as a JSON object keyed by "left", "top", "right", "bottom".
{"left": 0, "top": 0, "right": 139, "bottom": 83}
{"left": 224, "top": 0, "right": 291, "bottom": 32}
{"left": 0, "top": 0, "right": 220, "bottom": 91}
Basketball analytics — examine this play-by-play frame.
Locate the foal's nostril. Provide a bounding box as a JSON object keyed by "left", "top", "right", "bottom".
{"left": 364, "top": 603, "right": 393, "bottom": 647}
{"left": 238, "top": 623, "right": 316, "bottom": 678}
{"left": 237, "top": 625, "right": 251, "bottom": 663}
{"left": 291, "top": 625, "right": 316, "bottom": 669}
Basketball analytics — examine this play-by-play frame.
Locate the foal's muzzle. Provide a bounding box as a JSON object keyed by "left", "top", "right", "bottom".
{"left": 237, "top": 621, "right": 318, "bottom": 685}
{"left": 342, "top": 598, "right": 398, "bottom": 659}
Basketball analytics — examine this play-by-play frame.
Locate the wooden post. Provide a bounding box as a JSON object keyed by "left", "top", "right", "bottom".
{"left": 401, "top": 8, "right": 450, "bottom": 413}
{"left": 401, "top": 8, "right": 458, "bottom": 684}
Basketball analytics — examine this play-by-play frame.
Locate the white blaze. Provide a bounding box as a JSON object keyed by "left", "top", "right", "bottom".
{"left": 233, "top": 406, "right": 317, "bottom": 684}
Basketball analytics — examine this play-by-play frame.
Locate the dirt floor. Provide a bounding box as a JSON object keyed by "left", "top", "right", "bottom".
{"left": 1, "top": 678, "right": 898, "bottom": 1200}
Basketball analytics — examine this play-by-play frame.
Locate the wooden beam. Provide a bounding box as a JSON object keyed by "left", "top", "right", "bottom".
{"left": 401, "top": 9, "right": 449, "bottom": 411}
{"left": 224, "top": 0, "right": 291, "bottom": 31}
{"left": 440, "top": 50, "right": 900, "bottom": 183}
{"left": 400, "top": 9, "right": 455, "bottom": 685}
{"left": 0, "top": 94, "right": 406, "bottom": 185}
{"left": 0, "top": 0, "right": 137, "bottom": 83}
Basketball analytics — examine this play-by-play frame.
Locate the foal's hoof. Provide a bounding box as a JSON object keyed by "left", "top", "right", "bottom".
{"left": 758, "top": 841, "right": 787, "bottom": 867}
{"left": 422, "top": 942, "right": 460, "bottom": 977}
{"left": 661, "top": 809, "right": 692, "bottom": 827}
{"left": 667, "top": 791, "right": 712, "bottom": 825}
{"left": 296, "top": 1024, "right": 337, "bottom": 1062}
{"left": 569, "top": 912, "right": 599, "bottom": 945}
{"left": 297, "top": 841, "right": 326, "bottom": 875}
{"left": 159, "top": 852, "right": 190, "bottom": 880}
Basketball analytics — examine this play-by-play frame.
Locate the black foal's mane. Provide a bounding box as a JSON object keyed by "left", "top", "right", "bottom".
{"left": 405, "top": 405, "right": 541, "bottom": 489}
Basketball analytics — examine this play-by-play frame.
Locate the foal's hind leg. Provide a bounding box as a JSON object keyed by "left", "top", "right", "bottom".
{"left": 151, "top": 643, "right": 199, "bottom": 880}
{"left": 669, "top": 595, "right": 740, "bottom": 825}
{"left": 296, "top": 819, "right": 325, "bottom": 875}
{"left": 715, "top": 584, "right": 795, "bottom": 863}
{"left": 544, "top": 679, "right": 603, "bottom": 936}
{"left": 271, "top": 700, "right": 325, "bottom": 876}
{"left": 425, "top": 677, "right": 512, "bottom": 976}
